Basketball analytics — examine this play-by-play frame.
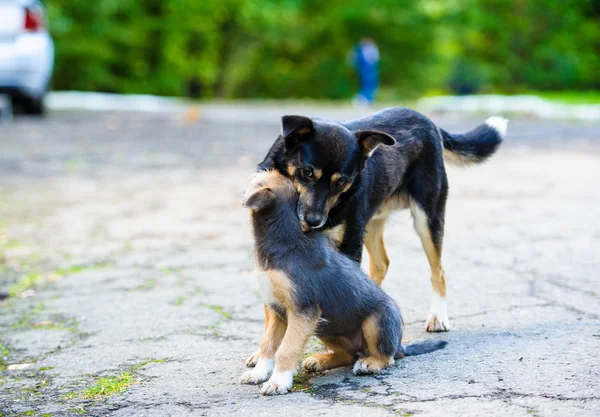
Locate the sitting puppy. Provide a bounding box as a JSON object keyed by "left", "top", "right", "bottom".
{"left": 240, "top": 170, "right": 447, "bottom": 395}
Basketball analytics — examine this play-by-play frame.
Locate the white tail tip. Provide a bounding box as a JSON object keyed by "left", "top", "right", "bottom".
{"left": 485, "top": 116, "right": 509, "bottom": 138}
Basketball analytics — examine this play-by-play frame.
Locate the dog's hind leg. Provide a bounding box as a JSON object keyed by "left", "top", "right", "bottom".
{"left": 239, "top": 306, "right": 287, "bottom": 384}
{"left": 353, "top": 314, "right": 395, "bottom": 375}
{"left": 245, "top": 305, "right": 277, "bottom": 367}
{"left": 410, "top": 198, "right": 450, "bottom": 332}
{"left": 365, "top": 213, "right": 391, "bottom": 286}
{"left": 261, "top": 310, "right": 320, "bottom": 395}
{"left": 302, "top": 337, "right": 354, "bottom": 372}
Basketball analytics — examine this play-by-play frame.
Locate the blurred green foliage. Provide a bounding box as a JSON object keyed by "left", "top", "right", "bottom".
{"left": 45, "top": 0, "right": 600, "bottom": 99}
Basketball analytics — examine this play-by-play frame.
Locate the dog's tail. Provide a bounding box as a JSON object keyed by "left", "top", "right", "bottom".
{"left": 440, "top": 116, "right": 507, "bottom": 166}
{"left": 395, "top": 340, "right": 447, "bottom": 359}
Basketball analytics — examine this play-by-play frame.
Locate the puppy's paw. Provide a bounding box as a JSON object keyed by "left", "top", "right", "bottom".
{"left": 260, "top": 369, "right": 293, "bottom": 395}
{"left": 301, "top": 355, "right": 325, "bottom": 373}
{"left": 245, "top": 350, "right": 260, "bottom": 367}
{"left": 239, "top": 358, "right": 273, "bottom": 385}
{"left": 352, "top": 357, "right": 393, "bottom": 376}
{"left": 425, "top": 314, "right": 450, "bottom": 332}
{"left": 426, "top": 294, "right": 450, "bottom": 332}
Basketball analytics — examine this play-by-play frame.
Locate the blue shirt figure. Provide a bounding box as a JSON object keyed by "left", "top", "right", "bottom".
{"left": 353, "top": 38, "right": 380, "bottom": 106}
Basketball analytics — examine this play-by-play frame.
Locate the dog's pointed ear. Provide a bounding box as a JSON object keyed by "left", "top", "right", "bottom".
{"left": 356, "top": 131, "right": 396, "bottom": 157}
{"left": 282, "top": 115, "right": 314, "bottom": 147}
{"left": 242, "top": 187, "right": 275, "bottom": 211}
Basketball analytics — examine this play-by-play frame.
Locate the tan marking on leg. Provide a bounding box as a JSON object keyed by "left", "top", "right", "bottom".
{"left": 302, "top": 337, "right": 354, "bottom": 372}
{"left": 274, "top": 311, "right": 320, "bottom": 372}
{"left": 354, "top": 314, "right": 394, "bottom": 374}
{"left": 260, "top": 305, "right": 287, "bottom": 358}
{"left": 410, "top": 201, "right": 449, "bottom": 332}
{"left": 240, "top": 305, "right": 287, "bottom": 384}
{"left": 245, "top": 304, "right": 274, "bottom": 367}
{"left": 365, "top": 217, "right": 389, "bottom": 286}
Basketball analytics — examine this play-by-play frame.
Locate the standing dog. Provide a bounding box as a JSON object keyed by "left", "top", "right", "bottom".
{"left": 256, "top": 107, "right": 507, "bottom": 333}
{"left": 240, "top": 171, "right": 447, "bottom": 395}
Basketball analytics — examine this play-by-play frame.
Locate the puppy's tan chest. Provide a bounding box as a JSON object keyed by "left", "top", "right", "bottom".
{"left": 324, "top": 223, "right": 346, "bottom": 246}
{"left": 258, "top": 269, "right": 294, "bottom": 309}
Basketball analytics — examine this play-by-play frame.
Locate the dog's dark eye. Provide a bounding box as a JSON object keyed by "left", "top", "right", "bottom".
{"left": 300, "top": 168, "right": 314, "bottom": 179}
{"left": 334, "top": 178, "right": 347, "bottom": 189}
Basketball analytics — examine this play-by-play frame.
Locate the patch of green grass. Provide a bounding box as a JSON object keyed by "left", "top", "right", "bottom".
{"left": 0, "top": 343, "right": 9, "bottom": 358}
{"left": 129, "top": 279, "right": 156, "bottom": 292}
{"left": 3, "top": 239, "right": 25, "bottom": 249}
{"left": 292, "top": 373, "right": 315, "bottom": 393}
{"left": 39, "top": 366, "right": 55, "bottom": 371}
{"left": 69, "top": 406, "right": 87, "bottom": 415}
{"left": 0, "top": 342, "right": 8, "bottom": 371}
{"left": 9, "top": 271, "right": 42, "bottom": 297}
{"left": 171, "top": 296, "right": 185, "bottom": 306}
{"left": 53, "top": 261, "right": 112, "bottom": 277}
{"left": 24, "top": 411, "right": 34, "bottom": 416}
{"left": 64, "top": 391, "right": 77, "bottom": 400}
{"left": 12, "top": 302, "right": 44, "bottom": 330}
{"left": 7, "top": 261, "right": 111, "bottom": 297}
{"left": 157, "top": 266, "right": 182, "bottom": 276}
{"left": 528, "top": 90, "right": 600, "bottom": 105}
{"left": 40, "top": 414, "right": 52, "bottom": 417}
{"left": 201, "top": 304, "right": 232, "bottom": 319}
{"left": 73, "top": 360, "right": 165, "bottom": 401}
{"left": 82, "top": 372, "right": 136, "bottom": 399}
{"left": 129, "top": 359, "right": 166, "bottom": 372}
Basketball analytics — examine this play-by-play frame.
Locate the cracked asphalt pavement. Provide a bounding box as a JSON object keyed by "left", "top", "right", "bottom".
{"left": 0, "top": 106, "right": 599, "bottom": 416}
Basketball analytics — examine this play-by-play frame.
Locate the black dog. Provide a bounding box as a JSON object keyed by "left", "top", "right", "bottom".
{"left": 239, "top": 171, "right": 447, "bottom": 395}
{"left": 257, "top": 107, "right": 507, "bottom": 333}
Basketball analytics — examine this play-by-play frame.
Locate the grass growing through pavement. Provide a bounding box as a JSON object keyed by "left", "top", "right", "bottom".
{"left": 0, "top": 342, "right": 9, "bottom": 371}
{"left": 82, "top": 372, "right": 136, "bottom": 399}
{"left": 77, "top": 359, "right": 166, "bottom": 400}
{"left": 292, "top": 372, "right": 315, "bottom": 393}
{"left": 201, "top": 304, "right": 232, "bottom": 319}
{"left": 8, "top": 261, "right": 113, "bottom": 297}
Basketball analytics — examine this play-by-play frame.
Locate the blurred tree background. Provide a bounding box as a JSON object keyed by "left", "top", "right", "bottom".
{"left": 45, "top": 0, "right": 600, "bottom": 99}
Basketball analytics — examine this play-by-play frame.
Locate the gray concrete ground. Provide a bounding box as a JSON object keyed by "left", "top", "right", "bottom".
{"left": 0, "top": 108, "right": 599, "bottom": 417}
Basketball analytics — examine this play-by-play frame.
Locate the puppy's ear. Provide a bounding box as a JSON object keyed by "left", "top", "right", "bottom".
{"left": 243, "top": 188, "right": 275, "bottom": 211}
{"left": 356, "top": 131, "right": 396, "bottom": 157}
{"left": 282, "top": 115, "right": 314, "bottom": 147}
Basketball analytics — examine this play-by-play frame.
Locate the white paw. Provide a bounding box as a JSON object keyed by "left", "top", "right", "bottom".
{"left": 239, "top": 358, "right": 273, "bottom": 385}
{"left": 352, "top": 357, "right": 393, "bottom": 375}
{"left": 245, "top": 350, "right": 260, "bottom": 367}
{"left": 260, "top": 369, "right": 293, "bottom": 395}
{"left": 426, "top": 293, "right": 449, "bottom": 332}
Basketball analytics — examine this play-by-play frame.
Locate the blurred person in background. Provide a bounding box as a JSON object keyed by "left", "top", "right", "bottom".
{"left": 352, "top": 37, "right": 380, "bottom": 107}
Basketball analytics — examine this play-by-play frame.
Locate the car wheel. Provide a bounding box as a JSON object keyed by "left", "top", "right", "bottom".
{"left": 21, "top": 95, "right": 46, "bottom": 115}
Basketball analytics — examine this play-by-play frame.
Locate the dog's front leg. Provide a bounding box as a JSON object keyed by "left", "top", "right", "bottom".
{"left": 239, "top": 306, "right": 286, "bottom": 384}
{"left": 338, "top": 216, "right": 366, "bottom": 264}
{"left": 261, "top": 309, "right": 320, "bottom": 395}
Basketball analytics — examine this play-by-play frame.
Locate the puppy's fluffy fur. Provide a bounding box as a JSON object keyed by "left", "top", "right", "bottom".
{"left": 258, "top": 107, "right": 507, "bottom": 332}
{"left": 240, "top": 171, "right": 446, "bottom": 395}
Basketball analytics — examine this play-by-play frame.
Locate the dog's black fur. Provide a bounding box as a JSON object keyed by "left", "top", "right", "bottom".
{"left": 259, "top": 107, "right": 502, "bottom": 262}
{"left": 242, "top": 171, "right": 447, "bottom": 391}
{"left": 257, "top": 107, "right": 505, "bottom": 332}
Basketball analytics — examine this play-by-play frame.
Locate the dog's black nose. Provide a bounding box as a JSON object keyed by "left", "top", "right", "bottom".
{"left": 305, "top": 214, "right": 324, "bottom": 228}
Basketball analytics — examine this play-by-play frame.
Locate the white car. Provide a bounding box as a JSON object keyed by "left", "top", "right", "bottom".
{"left": 0, "top": 0, "right": 53, "bottom": 114}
